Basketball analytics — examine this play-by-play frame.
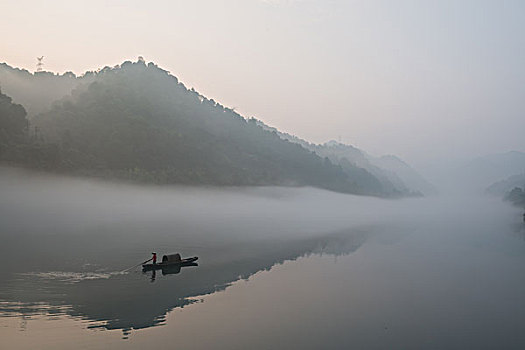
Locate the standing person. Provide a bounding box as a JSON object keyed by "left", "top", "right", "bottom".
{"left": 152, "top": 252, "right": 157, "bottom": 264}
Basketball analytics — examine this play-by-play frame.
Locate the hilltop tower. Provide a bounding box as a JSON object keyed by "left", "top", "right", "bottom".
{"left": 36, "top": 56, "right": 44, "bottom": 72}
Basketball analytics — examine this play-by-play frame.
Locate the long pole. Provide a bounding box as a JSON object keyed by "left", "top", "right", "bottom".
{"left": 122, "top": 258, "right": 153, "bottom": 272}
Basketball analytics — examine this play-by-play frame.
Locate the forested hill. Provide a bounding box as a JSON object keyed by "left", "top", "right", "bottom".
{"left": 0, "top": 59, "right": 394, "bottom": 196}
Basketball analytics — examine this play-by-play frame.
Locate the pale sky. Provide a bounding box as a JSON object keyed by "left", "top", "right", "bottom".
{"left": 1, "top": 0, "right": 524, "bottom": 165}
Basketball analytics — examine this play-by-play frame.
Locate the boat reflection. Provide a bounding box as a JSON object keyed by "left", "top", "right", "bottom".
{"left": 160, "top": 262, "right": 199, "bottom": 276}
{"left": 146, "top": 262, "right": 199, "bottom": 282}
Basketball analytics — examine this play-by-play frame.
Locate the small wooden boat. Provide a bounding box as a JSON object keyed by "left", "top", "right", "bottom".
{"left": 142, "top": 253, "right": 198, "bottom": 271}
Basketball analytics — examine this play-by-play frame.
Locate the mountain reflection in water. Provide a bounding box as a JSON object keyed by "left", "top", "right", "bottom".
{"left": 0, "top": 227, "right": 369, "bottom": 333}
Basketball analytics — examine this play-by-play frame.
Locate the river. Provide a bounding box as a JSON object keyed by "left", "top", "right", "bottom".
{"left": 1, "top": 168, "right": 524, "bottom": 349}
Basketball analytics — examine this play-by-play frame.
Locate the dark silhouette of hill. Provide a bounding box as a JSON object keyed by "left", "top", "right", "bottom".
{"left": 0, "top": 59, "right": 395, "bottom": 195}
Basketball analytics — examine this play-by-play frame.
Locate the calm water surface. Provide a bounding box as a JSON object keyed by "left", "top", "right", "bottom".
{"left": 1, "top": 169, "right": 525, "bottom": 349}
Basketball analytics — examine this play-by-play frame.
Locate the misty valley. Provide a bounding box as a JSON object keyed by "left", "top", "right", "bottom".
{"left": 1, "top": 48, "right": 525, "bottom": 348}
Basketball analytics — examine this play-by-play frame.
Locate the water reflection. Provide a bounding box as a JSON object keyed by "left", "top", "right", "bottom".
{"left": 145, "top": 262, "right": 199, "bottom": 282}
{"left": 3, "top": 169, "right": 525, "bottom": 348}
{"left": 0, "top": 225, "right": 369, "bottom": 334}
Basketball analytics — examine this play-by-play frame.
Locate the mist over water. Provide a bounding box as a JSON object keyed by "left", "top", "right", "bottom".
{"left": 2, "top": 2, "right": 524, "bottom": 348}
{"left": 1, "top": 167, "right": 525, "bottom": 349}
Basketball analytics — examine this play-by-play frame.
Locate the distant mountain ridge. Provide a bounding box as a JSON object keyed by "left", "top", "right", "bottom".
{"left": 481, "top": 153, "right": 525, "bottom": 210}
{"left": 0, "top": 59, "right": 429, "bottom": 197}
{"left": 374, "top": 154, "right": 437, "bottom": 196}
{"left": 256, "top": 121, "right": 434, "bottom": 196}
{"left": 458, "top": 151, "right": 525, "bottom": 191}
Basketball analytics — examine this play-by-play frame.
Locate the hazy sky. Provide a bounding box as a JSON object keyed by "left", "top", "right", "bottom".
{"left": 1, "top": 0, "right": 524, "bottom": 164}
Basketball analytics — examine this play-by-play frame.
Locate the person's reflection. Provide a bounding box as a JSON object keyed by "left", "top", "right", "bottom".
{"left": 150, "top": 269, "right": 156, "bottom": 283}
